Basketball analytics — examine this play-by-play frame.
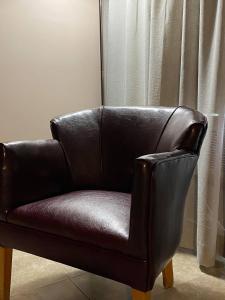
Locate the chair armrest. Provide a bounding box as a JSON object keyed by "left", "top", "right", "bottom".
{"left": 129, "top": 150, "right": 198, "bottom": 286}
{"left": 0, "top": 139, "right": 70, "bottom": 220}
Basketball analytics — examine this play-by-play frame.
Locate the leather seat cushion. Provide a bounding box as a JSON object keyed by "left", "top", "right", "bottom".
{"left": 7, "top": 190, "right": 131, "bottom": 254}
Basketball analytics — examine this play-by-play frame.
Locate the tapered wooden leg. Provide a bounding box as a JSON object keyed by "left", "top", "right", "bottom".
{"left": 0, "top": 247, "right": 13, "bottom": 300}
{"left": 162, "top": 259, "right": 174, "bottom": 289}
{"left": 132, "top": 289, "right": 151, "bottom": 300}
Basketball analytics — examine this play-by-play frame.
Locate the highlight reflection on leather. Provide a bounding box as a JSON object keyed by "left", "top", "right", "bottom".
{"left": 0, "top": 106, "right": 207, "bottom": 291}
{"left": 8, "top": 190, "right": 131, "bottom": 254}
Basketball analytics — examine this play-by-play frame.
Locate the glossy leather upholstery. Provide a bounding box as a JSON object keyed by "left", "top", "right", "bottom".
{"left": 0, "top": 106, "right": 207, "bottom": 291}
{"left": 8, "top": 190, "right": 131, "bottom": 253}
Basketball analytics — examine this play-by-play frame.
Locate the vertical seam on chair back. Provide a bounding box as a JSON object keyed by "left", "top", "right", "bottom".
{"left": 99, "top": 106, "right": 104, "bottom": 187}
{"left": 154, "top": 106, "right": 179, "bottom": 153}
{"left": 50, "top": 121, "right": 73, "bottom": 189}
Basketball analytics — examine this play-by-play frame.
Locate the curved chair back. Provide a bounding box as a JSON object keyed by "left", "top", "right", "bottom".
{"left": 51, "top": 106, "right": 207, "bottom": 192}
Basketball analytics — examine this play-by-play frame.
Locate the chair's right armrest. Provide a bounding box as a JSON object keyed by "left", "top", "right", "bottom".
{"left": 129, "top": 150, "right": 198, "bottom": 258}
{"left": 0, "top": 139, "right": 71, "bottom": 220}
{"left": 129, "top": 149, "right": 198, "bottom": 289}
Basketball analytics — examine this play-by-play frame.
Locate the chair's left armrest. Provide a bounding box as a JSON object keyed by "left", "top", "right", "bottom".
{"left": 0, "top": 139, "right": 71, "bottom": 220}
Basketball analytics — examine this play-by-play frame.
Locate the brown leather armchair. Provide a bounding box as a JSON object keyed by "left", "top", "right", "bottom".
{"left": 0, "top": 106, "right": 207, "bottom": 300}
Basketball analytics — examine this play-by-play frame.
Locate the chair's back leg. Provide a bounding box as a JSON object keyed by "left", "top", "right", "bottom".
{"left": 132, "top": 289, "right": 151, "bottom": 300}
{"left": 0, "top": 247, "right": 13, "bottom": 300}
{"left": 162, "top": 259, "right": 174, "bottom": 289}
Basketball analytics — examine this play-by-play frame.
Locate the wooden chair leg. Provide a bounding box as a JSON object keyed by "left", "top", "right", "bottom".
{"left": 162, "top": 259, "right": 174, "bottom": 289}
{"left": 0, "top": 247, "right": 13, "bottom": 300}
{"left": 132, "top": 289, "right": 151, "bottom": 300}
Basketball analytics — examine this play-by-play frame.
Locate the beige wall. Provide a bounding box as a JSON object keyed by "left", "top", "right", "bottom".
{"left": 0, "top": 0, "right": 101, "bottom": 141}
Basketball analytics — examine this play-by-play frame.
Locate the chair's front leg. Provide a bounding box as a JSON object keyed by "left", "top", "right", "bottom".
{"left": 0, "top": 247, "right": 13, "bottom": 300}
{"left": 162, "top": 259, "right": 174, "bottom": 289}
{"left": 132, "top": 289, "right": 151, "bottom": 300}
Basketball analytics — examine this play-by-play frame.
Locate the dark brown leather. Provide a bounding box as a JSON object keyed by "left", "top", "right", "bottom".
{"left": 130, "top": 150, "right": 198, "bottom": 288}
{"left": 100, "top": 107, "right": 175, "bottom": 192}
{"left": 7, "top": 190, "right": 131, "bottom": 254}
{"left": 0, "top": 106, "right": 207, "bottom": 292}
{"left": 51, "top": 106, "right": 207, "bottom": 193}
{"left": 0, "top": 221, "right": 148, "bottom": 291}
{"left": 51, "top": 107, "right": 176, "bottom": 192}
{"left": 51, "top": 109, "right": 102, "bottom": 189}
{"left": 157, "top": 106, "right": 207, "bottom": 154}
{"left": 0, "top": 140, "right": 70, "bottom": 220}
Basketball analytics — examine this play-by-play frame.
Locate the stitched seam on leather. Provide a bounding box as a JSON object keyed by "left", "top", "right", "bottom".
{"left": 51, "top": 122, "right": 74, "bottom": 188}
{"left": 154, "top": 106, "right": 180, "bottom": 153}
{"left": 151, "top": 154, "right": 197, "bottom": 168}
{"left": 148, "top": 163, "right": 161, "bottom": 289}
{"left": 139, "top": 151, "right": 196, "bottom": 166}
{"left": 1, "top": 221, "right": 147, "bottom": 263}
{"left": 55, "top": 141, "right": 72, "bottom": 190}
{"left": 146, "top": 163, "right": 154, "bottom": 290}
{"left": 99, "top": 106, "right": 104, "bottom": 187}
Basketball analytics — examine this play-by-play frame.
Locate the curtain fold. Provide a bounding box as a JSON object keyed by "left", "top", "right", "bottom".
{"left": 197, "top": 0, "right": 225, "bottom": 266}
{"left": 102, "top": 0, "right": 225, "bottom": 267}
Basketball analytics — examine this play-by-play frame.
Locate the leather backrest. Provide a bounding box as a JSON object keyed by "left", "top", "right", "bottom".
{"left": 101, "top": 107, "right": 175, "bottom": 192}
{"left": 51, "top": 106, "right": 207, "bottom": 192}
{"left": 51, "top": 109, "right": 102, "bottom": 189}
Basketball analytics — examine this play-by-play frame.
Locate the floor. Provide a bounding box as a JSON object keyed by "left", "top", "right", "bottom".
{"left": 10, "top": 250, "right": 225, "bottom": 300}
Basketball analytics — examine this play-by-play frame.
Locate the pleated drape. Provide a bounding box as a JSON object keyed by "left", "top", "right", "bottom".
{"left": 102, "top": 0, "right": 225, "bottom": 267}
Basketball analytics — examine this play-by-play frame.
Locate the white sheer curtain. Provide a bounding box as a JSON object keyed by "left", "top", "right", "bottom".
{"left": 102, "top": 0, "right": 225, "bottom": 267}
